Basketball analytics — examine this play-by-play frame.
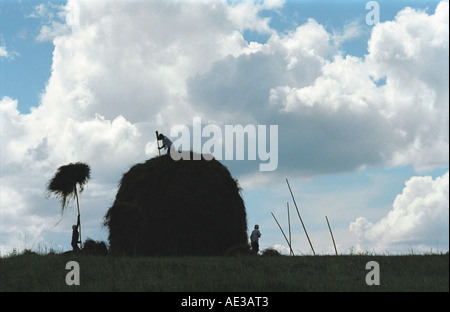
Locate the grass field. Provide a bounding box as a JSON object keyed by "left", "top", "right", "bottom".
{"left": 0, "top": 252, "right": 448, "bottom": 292}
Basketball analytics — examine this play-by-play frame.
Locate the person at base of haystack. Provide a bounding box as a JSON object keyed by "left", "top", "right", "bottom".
{"left": 250, "top": 224, "right": 262, "bottom": 254}
{"left": 71, "top": 216, "right": 81, "bottom": 252}
{"left": 157, "top": 133, "right": 174, "bottom": 154}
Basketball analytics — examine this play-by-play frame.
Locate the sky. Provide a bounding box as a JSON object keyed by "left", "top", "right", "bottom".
{"left": 0, "top": 0, "right": 448, "bottom": 256}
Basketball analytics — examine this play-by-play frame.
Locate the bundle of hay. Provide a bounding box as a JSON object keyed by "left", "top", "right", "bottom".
{"left": 82, "top": 238, "right": 108, "bottom": 256}
{"left": 104, "top": 152, "right": 248, "bottom": 256}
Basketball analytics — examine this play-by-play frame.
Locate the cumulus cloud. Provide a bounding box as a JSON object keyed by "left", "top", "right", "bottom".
{"left": 365, "top": 1, "right": 449, "bottom": 172}
{"left": 350, "top": 171, "right": 449, "bottom": 253}
{"left": 188, "top": 1, "right": 449, "bottom": 178}
{"left": 7, "top": 0, "right": 448, "bottom": 178}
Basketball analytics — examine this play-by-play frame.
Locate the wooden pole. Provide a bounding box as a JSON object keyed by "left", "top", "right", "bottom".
{"left": 156, "top": 131, "right": 161, "bottom": 156}
{"left": 287, "top": 202, "right": 293, "bottom": 256}
{"left": 286, "top": 178, "right": 315, "bottom": 255}
{"left": 74, "top": 186, "right": 81, "bottom": 248}
{"left": 326, "top": 216, "right": 338, "bottom": 255}
{"left": 271, "top": 212, "right": 295, "bottom": 256}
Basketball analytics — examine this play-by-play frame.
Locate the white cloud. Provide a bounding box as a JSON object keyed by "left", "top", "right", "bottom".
{"left": 350, "top": 171, "right": 449, "bottom": 253}
{"left": 331, "top": 19, "right": 365, "bottom": 47}
{"left": 0, "top": 97, "right": 45, "bottom": 168}
{"left": 226, "top": 0, "right": 284, "bottom": 34}
{"left": 188, "top": 1, "right": 449, "bottom": 178}
{"left": 0, "top": 46, "right": 8, "bottom": 58}
{"left": 365, "top": 1, "right": 449, "bottom": 172}
{"left": 27, "top": 2, "right": 71, "bottom": 41}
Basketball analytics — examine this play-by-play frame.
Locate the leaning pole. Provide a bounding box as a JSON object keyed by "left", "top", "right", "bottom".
{"left": 286, "top": 178, "right": 315, "bottom": 255}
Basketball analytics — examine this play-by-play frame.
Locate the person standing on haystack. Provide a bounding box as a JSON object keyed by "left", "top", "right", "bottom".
{"left": 250, "top": 224, "right": 262, "bottom": 254}
{"left": 158, "top": 133, "right": 174, "bottom": 154}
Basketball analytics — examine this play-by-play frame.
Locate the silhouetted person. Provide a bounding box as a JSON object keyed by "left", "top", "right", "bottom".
{"left": 158, "top": 133, "right": 174, "bottom": 154}
{"left": 71, "top": 216, "right": 81, "bottom": 252}
{"left": 250, "top": 224, "right": 261, "bottom": 254}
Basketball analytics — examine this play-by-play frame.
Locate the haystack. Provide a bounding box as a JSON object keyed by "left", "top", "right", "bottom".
{"left": 104, "top": 152, "right": 248, "bottom": 256}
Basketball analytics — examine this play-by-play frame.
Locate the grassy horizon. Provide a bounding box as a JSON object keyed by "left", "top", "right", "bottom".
{"left": 0, "top": 250, "right": 448, "bottom": 292}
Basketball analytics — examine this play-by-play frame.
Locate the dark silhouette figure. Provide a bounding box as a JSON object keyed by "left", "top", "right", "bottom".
{"left": 157, "top": 133, "right": 174, "bottom": 154}
{"left": 250, "top": 224, "right": 261, "bottom": 254}
{"left": 71, "top": 216, "right": 81, "bottom": 252}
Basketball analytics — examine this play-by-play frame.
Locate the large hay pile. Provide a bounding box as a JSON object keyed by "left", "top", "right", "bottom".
{"left": 104, "top": 152, "right": 248, "bottom": 256}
